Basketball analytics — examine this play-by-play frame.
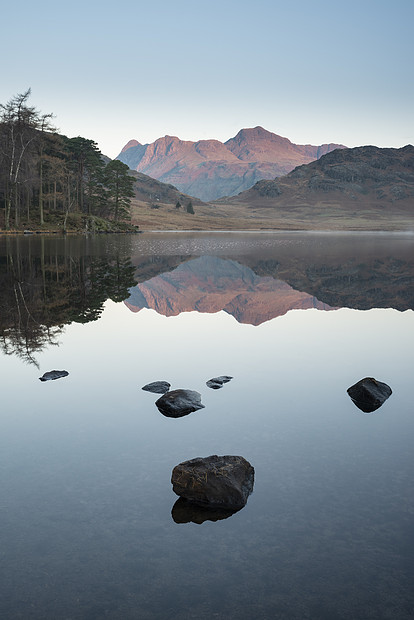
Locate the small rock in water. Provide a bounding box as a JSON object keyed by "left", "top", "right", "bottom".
{"left": 171, "top": 497, "right": 238, "bottom": 524}
{"left": 206, "top": 375, "right": 233, "bottom": 389}
{"left": 39, "top": 370, "right": 69, "bottom": 382}
{"left": 347, "top": 377, "right": 392, "bottom": 413}
{"left": 171, "top": 455, "right": 254, "bottom": 510}
{"left": 142, "top": 381, "right": 171, "bottom": 394}
{"left": 155, "top": 389, "right": 205, "bottom": 418}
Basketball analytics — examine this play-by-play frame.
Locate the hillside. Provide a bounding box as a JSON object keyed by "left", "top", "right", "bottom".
{"left": 216, "top": 145, "right": 414, "bottom": 230}
{"left": 117, "top": 127, "right": 344, "bottom": 201}
{"left": 129, "top": 169, "right": 203, "bottom": 207}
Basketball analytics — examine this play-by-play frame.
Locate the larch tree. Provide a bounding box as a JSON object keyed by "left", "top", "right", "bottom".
{"left": 0, "top": 90, "right": 42, "bottom": 228}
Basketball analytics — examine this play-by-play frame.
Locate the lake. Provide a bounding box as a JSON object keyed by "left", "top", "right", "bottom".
{"left": 0, "top": 231, "right": 413, "bottom": 619}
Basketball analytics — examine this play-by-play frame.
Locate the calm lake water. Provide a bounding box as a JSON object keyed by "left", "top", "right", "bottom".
{"left": 0, "top": 232, "right": 413, "bottom": 619}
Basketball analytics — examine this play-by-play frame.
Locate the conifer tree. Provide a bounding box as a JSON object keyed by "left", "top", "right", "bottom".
{"left": 103, "top": 160, "right": 135, "bottom": 221}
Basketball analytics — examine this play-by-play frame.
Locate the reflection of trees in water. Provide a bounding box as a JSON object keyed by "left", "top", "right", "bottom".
{"left": 0, "top": 327, "right": 61, "bottom": 368}
{"left": 0, "top": 237, "right": 137, "bottom": 365}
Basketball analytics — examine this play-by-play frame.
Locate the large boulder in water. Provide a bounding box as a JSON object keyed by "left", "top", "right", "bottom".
{"left": 171, "top": 455, "right": 254, "bottom": 510}
{"left": 347, "top": 377, "right": 392, "bottom": 412}
{"left": 155, "top": 389, "right": 205, "bottom": 418}
{"left": 142, "top": 381, "right": 171, "bottom": 394}
{"left": 39, "top": 370, "right": 69, "bottom": 382}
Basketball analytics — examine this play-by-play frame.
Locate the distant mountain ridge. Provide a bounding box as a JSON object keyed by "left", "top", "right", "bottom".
{"left": 117, "top": 127, "right": 345, "bottom": 201}
{"left": 225, "top": 144, "right": 414, "bottom": 214}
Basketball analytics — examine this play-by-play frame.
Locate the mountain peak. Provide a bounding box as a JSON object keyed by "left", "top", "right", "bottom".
{"left": 121, "top": 139, "right": 141, "bottom": 152}
{"left": 225, "top": 127, "right": 295, "bottom": 161}
{"left": 231, "top": 126, "right": 277, "bottom": 138}
{"left": 117, "top": 128, "right": 345, "bottom": 201}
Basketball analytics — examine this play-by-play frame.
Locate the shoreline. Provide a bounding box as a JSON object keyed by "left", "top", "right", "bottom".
{"left": 1, "top": 227, "right": 413, "bottom": 236}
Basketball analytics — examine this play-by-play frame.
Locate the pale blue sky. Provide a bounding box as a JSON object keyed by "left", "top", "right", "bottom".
{"left": 2, "top": 0, "right": 412, "bottom": 157}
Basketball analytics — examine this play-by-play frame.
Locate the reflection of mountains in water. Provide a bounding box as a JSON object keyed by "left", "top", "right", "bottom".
{"left": 125, "top": 256, "right": 334, "bottom": 325}
{"left": 2, "top": 234, "right": 413, "bottom": 362}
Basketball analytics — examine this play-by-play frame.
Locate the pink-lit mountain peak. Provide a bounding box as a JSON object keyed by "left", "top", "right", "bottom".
{"left": 117, "top": 127, "right": 345, "bottom": 201}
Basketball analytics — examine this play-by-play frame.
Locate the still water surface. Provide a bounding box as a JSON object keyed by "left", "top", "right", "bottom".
{"left": 0, "top": 232, "right": 413, "bottom": 619}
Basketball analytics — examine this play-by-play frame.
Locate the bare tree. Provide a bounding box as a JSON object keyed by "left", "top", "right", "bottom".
{"left": 0, "top": 89, "right": 54, "bottom": 228}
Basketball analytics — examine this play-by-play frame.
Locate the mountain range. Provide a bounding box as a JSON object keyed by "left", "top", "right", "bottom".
{"left": 221, "top": 145, "right": 414, "bottom": 222}
{"left": 117, "top": 127, "right": 344, "bottom": 201}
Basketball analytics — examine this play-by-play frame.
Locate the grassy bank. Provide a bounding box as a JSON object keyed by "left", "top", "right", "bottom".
{"left": 2, "top": 200, "right": 412, "bottom": 234}
{"left": 0, "top": 212, "right": 140, "bottom": 235}
{"left": 128, "top": 198, "right": 414, "bottom": 232}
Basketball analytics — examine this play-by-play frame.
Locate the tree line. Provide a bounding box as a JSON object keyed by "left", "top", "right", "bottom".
{"left": 0, "top": 90, "right": 136, "bottom": 230}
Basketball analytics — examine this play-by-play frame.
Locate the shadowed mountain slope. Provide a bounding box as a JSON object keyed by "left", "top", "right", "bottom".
{"left": 128, "top": 169, "right": 203, "bottom": 206}
{"left": 224, "top": 145, "right": 414, "bottom": 212}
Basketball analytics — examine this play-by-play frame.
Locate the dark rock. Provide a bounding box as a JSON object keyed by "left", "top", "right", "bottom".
{"left": 216, "top": 375, "right": 233, "bottom": 383}
{"left": 39, "top": 370, "right": 69, "bottom": 382}
{"left": 155, "top": 389, "right": 205, "bottom": 418}
{"left": 142, "top": 381, "right": 171, "bottom": 394}
{"left": 390, "top": 185, "right": 407, "bottom": 200}
{"left": 253, "top": 179, "right": 282, "bottom": 197}
{"left": 206, "top": 379, "right": 224, "bottom": 389}
{"left": 171, "top": 497, "right": 238, "bottom": 524}
{"left": 347, "top": 377, "right": 392, "bottom": 413}
{"left": 206, "top": 375, "right": 233, "bottom": 389}
{"left": 171, "top": 455, "right": 254, "bottom": 509}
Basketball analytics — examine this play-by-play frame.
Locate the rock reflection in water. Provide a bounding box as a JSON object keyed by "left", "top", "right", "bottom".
{"left": 171, "top": 497, "right": 239, "bottom": 524}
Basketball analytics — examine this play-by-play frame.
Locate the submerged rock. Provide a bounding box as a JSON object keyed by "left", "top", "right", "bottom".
{"left": 206, "top": 375, "right": 233, "bottom": 389}
{"left": 142, "top": 381, "right": 171, "bottom": 394}
{"left": 39, "top": 370, "right": 69, "bottom": 382}
{"left": 347, "top": 377, "right": 392, "bottom": 413}
{"left": 171, "top": 497, "right": 238, "bottom": 524}
{"left": 171, "top": 455, "right": 254, "bottom": 509}
{"left": 155, "top": 389, "right": 205, "bottom": 418}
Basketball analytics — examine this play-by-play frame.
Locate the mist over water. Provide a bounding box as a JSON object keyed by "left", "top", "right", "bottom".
{"left": 0, "top": 232, "right": 413, "bottom": 619}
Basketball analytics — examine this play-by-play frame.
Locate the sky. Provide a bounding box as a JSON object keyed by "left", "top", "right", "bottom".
{"left": 1, "top": 0, "right": 413, "bottom": 158}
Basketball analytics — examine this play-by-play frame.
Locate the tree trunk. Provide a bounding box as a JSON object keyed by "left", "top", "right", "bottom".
{"left": 5, "top": 191, "right": 11, "bottom": 230}
{"left": 39, "top": 156, "right": 44, "bottom": 225}
{"left": 14, "top": 184, "right": 20, "bottom": 228}
{"left": 26, "top": 186, "right": 31, "bottom": 223}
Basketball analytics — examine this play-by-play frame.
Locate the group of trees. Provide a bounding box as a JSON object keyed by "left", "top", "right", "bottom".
{"left": 0, "top": 90, "right": 136, "bottom": 230}
{"left": 175, "top": 199, "right": 195, "bottom": 214}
